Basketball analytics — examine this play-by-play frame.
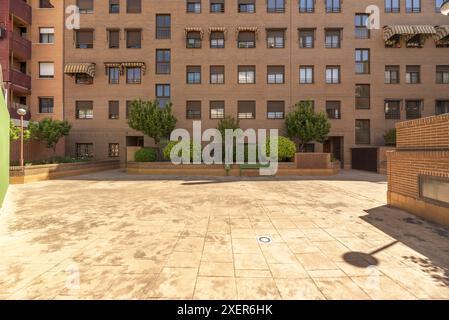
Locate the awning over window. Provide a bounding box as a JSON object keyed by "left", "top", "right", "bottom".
{"left": 104, "top": 62, "right": 146, "bottom": 75}
{"left": 383, "top": 25, "right": 437, "bottom": 42}
{"left": 237, "top": 26, "right": 258, "bottom": 33}
{"left": 64, "top": 63, "right": 96, "bottom": 77}
{"left": 185, "top": 27, "right": 204, "bottom": 38}
{"left": 435, "top": 25, "right": 449, "bottom": 41}
{"left": 209, "top": 27, "right": 227, "bottom": 33}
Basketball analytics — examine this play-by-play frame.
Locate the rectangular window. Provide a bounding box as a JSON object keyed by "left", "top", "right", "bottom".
{"left": 108, "top": 29, "right": 120, "bottom": 48}
{"left": 267, "top": 29, "right": 285, "bottom": 48}
{"left": 238, "top": 66, "right": 255, "bottom": 84}
{"left": 108, "top": 143, "right": 120, "bottom": 157}
{"left": 126, "top": 29, "right": 142, "bottom": 48}
{"left": 267, "top": 66, "right": 285, "bottom": 84}
{"left": 108, "top": 101, "right": 119, "bottom": 119}
{"left": 210, "top": 65, "right": 225, "bottom": 84}
{"left": 436, "top": 65, "right": 449, "bottom": 84}
{"left": 405, "top": 100, "right": 423, "bottom": 119}
{"left": 355, "top": 14, "right": 370, "bottom": 39}
{"left": 406, "top": 0, "right": 421, "bottom": 13}
{"left": 126, "top": 67, "right": 142, "bottom": 84}
{"left": 326, "top": 101, "right": 341, "bottom": 119}
{"left": 385, "top": 0, "right": 400, "bottom": 13}
{"left": 355, "top": 119, "right": 370, "bottom": 144}
{"left": 127, "top": 0, "right": 142, "bottom": 13}
{"left": 186, "top": 101, "right": 202, "bottom": 119}
{"left": 299, "top": 29, "right": 315, "bottom": 48}
{"left": 420, "top": 175, "right": 449, "bottom": 206}
{"left": 187, "top": 0, "right": 201, "bottom": 13}
{"left": 325, "top": 28, "right": 341, "bottom": 48}
{"left": 156, "top": 84, "right": 171, "bottom": 107}
{"left": 126, "top": 101, "right": 132, "bottom": 119}
{"left": 355, "top": 49, "right": 370, "bottom": 74}
{"left": 39, "top": 0, "right": 54, "bottom": 9}
{"left": 156, "top": 49, "right": 171, "bottom": 74}
{"left": 239, "top": 0, "right": 255, "bottom": 13}
{"left": 210, "top": 0, "right": 225, "bottom": 13}
{"left": 238, "top": 31, "right": 256, "bottom": 48}
{"left": 267, "top": 101, "right": 285, "bottom": 119}
{"left": 300, "top": 66, "right": 314, "bottom": 84}
{"left": 109, "top": 0, "right": 120, "bottom": 13}
{"left": 436, "top": 100, "right": 449, "bottom": 115}
{"left": 385, "top": 100, "right": 401, "bottom": 119}
{"left": 39, "top": 62, "right": 54, "bottom": 78}
{"left": 76, "top": 143, "right": 93, "bottom": 158}
{"left": 186, "top": 31, "right": 202, "bottom": 48}
{"left": 210, "top": 31, "right": 225, "bottom": 48}
{"left": 355, "top": 84, "right": 370, "bottom": 109}
{"left": 39, "top": 27, "right": 54, "bottom": 44}
{"left": 238, "top": 101, "right": 256, "bottom": 119}
{"left": 187, "top": 66, "right": 201, "bottom": 84}
{"left": 39, "top": 97, "right": 54, "bottom": 113}
{"left": 299, "top": 0, "right": 315, "bottom": 12}
{"left": 326, "top": 0, "right": 341, "bottom": 13}
{"left": 76, "top": 101, "right": 93, "bottom": 119}
{"left": 210, "top": 101, "right": 225, "bottom": 119}
{"left": 77, "top": 0, "right": 93, "bottom": 13}
{"left": 108, "top": 67, "right": 120, "bottom": 84}
{"left": 156, "top": 14, "right": 171, "bottom": 39}
{"left": 267, "top": 0, "right": 285, "bottom": 13}
{"left": 436, "top": 0, "right": 446, "bottom": 12}
{"left": 406, "top": 65, "right": 420, "bottom": 84}
{"left": 385, "top": 65, "right": 400, "bottom": 84}
{"left": 75, "top": 74, "right": 93, "bottom": 85}
{"left": 326, "top": 66, "right": 340, "bottom": 84}
{"left": 75, "top": 29, "right": 94, "bottom": 48}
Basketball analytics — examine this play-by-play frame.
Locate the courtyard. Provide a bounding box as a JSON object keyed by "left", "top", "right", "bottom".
{"left": 0, "top": 170, "right": 448, "bottom": 300}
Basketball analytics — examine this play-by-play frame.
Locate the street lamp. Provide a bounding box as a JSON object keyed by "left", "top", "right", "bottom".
{"left": 442, "top": 0, "right": 449, "bottom": 15}
{"left": 16, "top": 108, "right": 27, "bottom": 168}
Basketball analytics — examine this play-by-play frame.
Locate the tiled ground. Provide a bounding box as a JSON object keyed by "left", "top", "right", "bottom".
{"left": 0, "top": 170, "right": 449, "bottom": 300}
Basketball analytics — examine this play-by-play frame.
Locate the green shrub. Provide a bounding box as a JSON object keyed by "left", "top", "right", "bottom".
{"left": 384, "top": 129, "right": 397, "bottom": 146}
{"left": 163, "top": 140, "right": 201, "bottom": 161}
{"left": 265, "top": 136, "right": 296, "bottom": 162}
{"left": 134, "top": 148, "right": 157, "bottom": 162}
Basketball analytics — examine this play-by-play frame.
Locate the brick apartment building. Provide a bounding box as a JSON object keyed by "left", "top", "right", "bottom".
{"left": 2, "top": 0, "right": 449, "bottom": 167}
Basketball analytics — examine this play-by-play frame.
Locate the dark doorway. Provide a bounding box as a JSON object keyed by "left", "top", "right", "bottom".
{"left": 351, "top": 148, "right": 378, "bottom": 172}
{"left": 324, "top": 136, "right": 344, "bottom": 168}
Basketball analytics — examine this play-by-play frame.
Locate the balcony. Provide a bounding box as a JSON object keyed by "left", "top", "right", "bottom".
{"left": 10, "top": 32, "right": 31, "bottom": 60}
{"left": 6, "top": 69, "right": 31, "bottom": 92}
{"left": 10, "top": 0, "right": 32, "bottom": 25}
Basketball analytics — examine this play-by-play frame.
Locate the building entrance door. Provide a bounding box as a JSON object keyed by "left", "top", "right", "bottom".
{"left": 324, "top": 136, "right": 344, "bottom": 168}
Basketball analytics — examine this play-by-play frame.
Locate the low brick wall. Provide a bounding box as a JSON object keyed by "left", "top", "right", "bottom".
{"left": 295, "top": 153, "right": 332, "bottom": 169}
{"left": 387, "top": 114, "right": 449, "bottom": 227}
{"left": 10, "top": 160, "right": 120, "bottom": 184}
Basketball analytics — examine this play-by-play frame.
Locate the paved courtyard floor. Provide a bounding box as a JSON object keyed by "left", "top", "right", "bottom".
{"left": 0, "top": 169, "right": 448, "bottom": 300}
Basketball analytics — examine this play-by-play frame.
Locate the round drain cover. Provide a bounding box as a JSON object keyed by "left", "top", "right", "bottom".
{"left": 258, "top": 236, "right": 272, "bottom": 244}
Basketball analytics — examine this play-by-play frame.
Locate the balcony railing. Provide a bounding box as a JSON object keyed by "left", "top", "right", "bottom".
{"left": 10, "top": 32, "right": 31, "bottom": 60}
{"left": 8, "top": 69, "right": 31, "bottom": 91}
{"left": 10, "top": 0, "right": 32, "bottom": 25}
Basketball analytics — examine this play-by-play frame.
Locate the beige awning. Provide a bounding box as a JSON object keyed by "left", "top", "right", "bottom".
{"left": 185, "top": 27, "right": 204, "bottom": 38}
{"left": 237, "top": 26, "right": 258, "bottom": 33}
{"left": 121, "top": 62, "right": 146, "bottom": 75}
{"left": 209, "top": 27, "right": 227, "bottom": 33}
{"left": 383, "top": 25, "right": 437, "bottom": 42}
{"left": 64, "top": 63, "right": 95, "bottom": 77}
{"left": 435, "top": 25, "right": 449, "bottom": 41}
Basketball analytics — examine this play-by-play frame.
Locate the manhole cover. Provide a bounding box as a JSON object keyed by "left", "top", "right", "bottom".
{"left": 257, "top": 236, "right": 272, "bottom": 244}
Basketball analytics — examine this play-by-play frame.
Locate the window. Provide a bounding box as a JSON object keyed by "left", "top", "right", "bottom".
{"left": 420, "top": 175, "right": 449, "bottom": 206}
{"left": 210, "top": 66, "right": 225, "bottom": 84}
{"left": 109, "top": 0, "right": 120, "bottom": 13}
{"left": 436, "top": 100, "right": 449, "bottom": 115}
{"left": 406, "top": 0, "right": 420, "bottom": 13}
{"left": 239, "top": 0, "right": 255, "bottom": 13}
{"left": 108, "top": 29, "right": 120, "bottom": 48}
{"left": 405, "top": 100, "right": 422, "bottom": 119}
{"left": 39, "top": 62, "right": 54, "bottom": 78}
{"left": 355, "top": 49, "right": 370, "bottom": 74}
{"left": 436, "top": 66, "right": 449, "bottom": 84}
{"left": 126, "top": 29, "right": 142, "bottom": 48}
{"left": 76, "top": 143, "right": 93, "bottom": 158}
{"left": 156, "top": 14, "right": 171, "bottom": 39}
{"left": 267, "top": 29, "right": 285, "bottom": 48}
{"left": 300, "top": 66, "right": 314, "bottom": 84}
{"left": 326, "top": 0, "right": 341, "bottom": 13}
{"left": 267, "top": 101, "right": 285, "bottom": 119}
{"left": 326, "top": 66, "right": 340, "bottom": 84}
{"left": 355, "top": 120, "right": 370, "bottom": 144}
{"left": 108, "top": 67, "right": 120, "bottom": 84}
{"left": 156, "top": 84, "right": 171, "bottom": 107}
{"left": 299, "top": 0, "right": 314, "bottom": 12}
{"left": 299, "top": 29, "right": 315, "bottom": 48}
{"left": 406, "top": 65, "right": 420, "bottom": 84}
{"left": 187, "top": 0, "right": 201, "bottom": 13}
{"left": 109, "top": 101, "right": 119, "bottom": 119}
{"left": 186, "top": 101, "right": 202, "bottom": 119}
{"left": 77, "top": 0, "right": 93, "bottom": 13}
{"left": 385, "top": 100, "right": 401, "bottom": 119}
{"left": 108, "top": 144, "right": 120, "bottom": 158}
{"left": 39, "top": 97, "right": 53, "bottom": 113}
{"left": 76, "top": 101, "right": 93, "bottom": 119}
{"left": 39, "top": 28, "right": 54, "bottom": 44}
{"left": 210, "top": 0, "right": 225, "bottom": 12}
{"left": 127, "top": 0, "right": 142, "bottom": 13}
{"left": 385, "top": 0, "right": 400, "bottom": 13}
{"left": 126, "top": 67, "right": 142, "bottom": 84}
{"left": 436, "top": 0, "right": 446, "bottom": 12}
{"left": 156, "top": 49, "right": 171, "bottom": 74}
{"left": 186, "top": 31, "right": 202, "bottom": 48}
{"left": 267, "top": 0, "right": 285, "bottom": 13}
{"left": 238, "top": 101, "right": 256, "bottom": 119}
{"left": 355, "top": 14, "right": 370, "bottom": 39}
{"left": 210, "top": 101, "right": 225, "bottom": 119}
{"left": 210, "top": 31, "right": 225, "bottom": 48}
{"left": 326, "top": 101, "right": 341, "bottom": 119}
{"left": 238, "top": 31, "right": 256, "bottom": 48}
{"left": 75, "top": 74, "right": 93, "bottom": 85}
{"left": 385, "top": 65, "right": 400, "bottom": 84}
{"left": 325, "top": 29, "right": 341, "bottom": 48}
{"left": 126, "top": 101, "right": 132, "bottom": 118}
{"left": 75, "top": 29, "right": 94, "bottom": 48}
{"left": 355, "top": 84, "right": 370, "bottom": 109}
{"left": 187, "top": 66, "right": 201, "bottom": 84}
{"left": 267, "top": 66, "right": 285, "bottom": 84}
{"left": 238, "top": 66, "right": 255, "bottom": 84}
{"left": 39, "top": 0, "right": 54, "bottom": 8}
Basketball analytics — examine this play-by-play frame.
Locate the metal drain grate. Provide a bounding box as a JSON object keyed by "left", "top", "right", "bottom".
{"left": 257, "top": 235, "right": 273, "bottom": 244}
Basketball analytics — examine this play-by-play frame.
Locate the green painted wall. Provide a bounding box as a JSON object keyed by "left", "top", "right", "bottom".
{"left": 0, "top": 91, "right": 9, "bottom": 207}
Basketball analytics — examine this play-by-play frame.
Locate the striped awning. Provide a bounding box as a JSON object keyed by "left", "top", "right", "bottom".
{"left": 121, "top": 62, "right": 146, "bottom": 75}
{"left": 185, "top": 27, "right": 204, "bottom": 38}
{"left": 64, "top": 63, "right": 95, "bottom": 77}
{"left": 383, "top": 25, "right": 437, "bottom": 42}
{"left": 209, "top": 27, "right": 227, "bottom": 33}
{"left": 237, "top": 26, "right": 258, "bottom": 33}
{"left": 435, "top": 25, "right": 449, "bottom": 41}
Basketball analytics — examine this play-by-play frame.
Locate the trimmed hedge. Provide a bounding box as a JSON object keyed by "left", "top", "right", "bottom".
{"left": 163, "top": 140, "right": 202, "bottom": 162}
{"left": 134, "top": 148, "right": 157, "bottom": 162}
{"left": 265, "top": 136, "right": 296, "bottom": 162}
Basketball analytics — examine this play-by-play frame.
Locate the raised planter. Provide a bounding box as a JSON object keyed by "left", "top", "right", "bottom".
{"left": 10, "top": 160, "right": 120, "bottom": 184}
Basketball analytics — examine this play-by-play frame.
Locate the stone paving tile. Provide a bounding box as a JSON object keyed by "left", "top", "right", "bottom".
{"left": 236, "top": 278, "right": 281, "bottom": 300}
{"left": 275, "top": 278, "right": 325, "bottom": 300}
{"left": 313, "top": 277, "right": 371, "bottom": 300}
{"left": 198, "top": 262, "right": 235, "bottom": 277}
{"left": 193, "top": 277, "right": 237, "bottom": 300}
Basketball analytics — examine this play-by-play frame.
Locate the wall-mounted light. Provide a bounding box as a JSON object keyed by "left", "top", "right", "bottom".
{"left": 441, "top": 0, "right": 449, "bottom": 15}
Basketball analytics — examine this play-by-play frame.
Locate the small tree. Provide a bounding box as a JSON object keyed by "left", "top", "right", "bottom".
{"left": 127, "top": 99, "right": 177, "bottom": 158}
{"left": 29, "top": 118, "right": 71, "bottom": 160}
{"left": 217, "top": 116, "right": 240, "bottom": 139}
{"left": 384, "top": 129, "right": 397, "bottom": 146}
{"left": 285, "top": 100, "right": 331, "bottom": 152}
{"left": 9, "top": 121, "right": 30, "bottom": 142}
